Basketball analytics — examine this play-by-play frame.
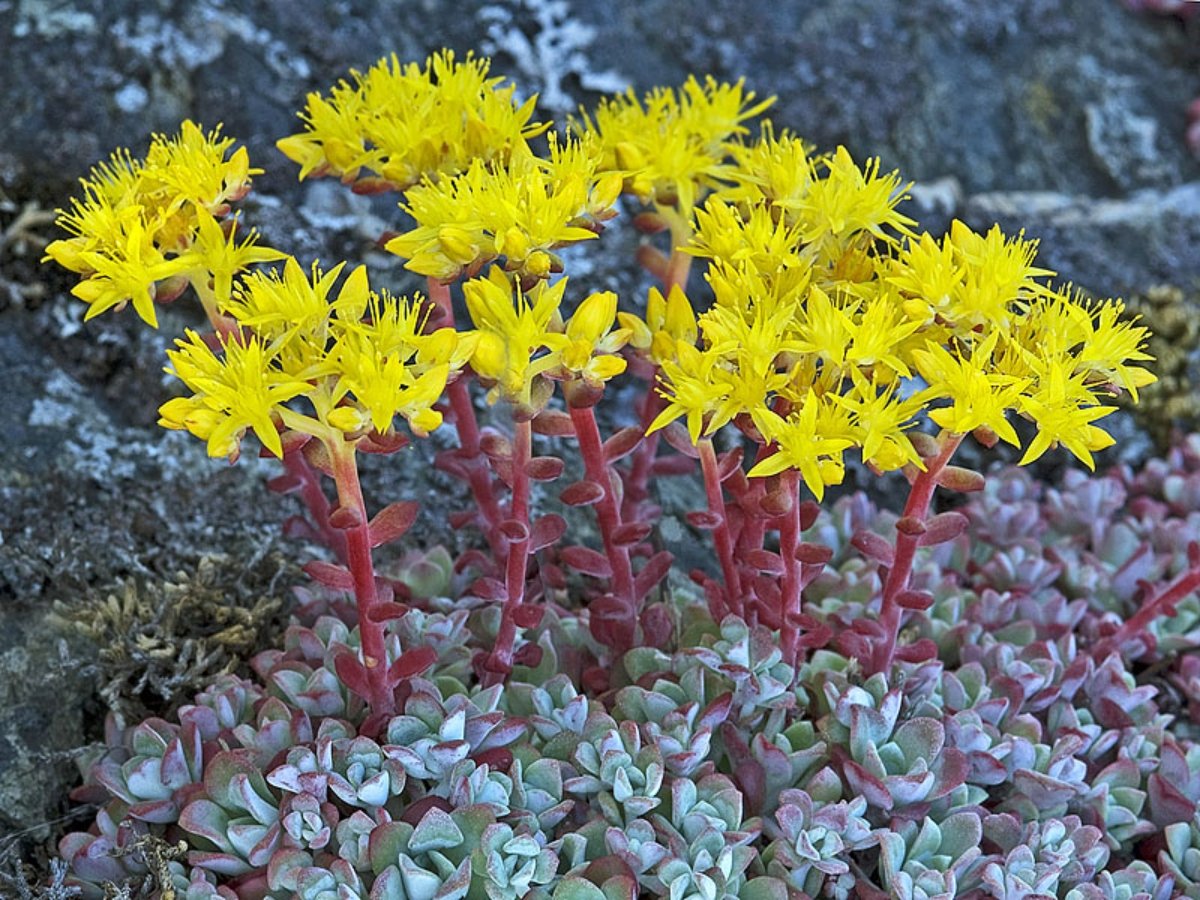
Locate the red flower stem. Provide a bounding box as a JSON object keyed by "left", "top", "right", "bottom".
{"left": 870, "top": 432, "right": 963, "bottom": 676}
{"left": 327, "top": 438, "right": 394, "bottom": 715}
{"left": 698, "top": 437, "right": 744, "bottom": 618}
{"left": 281, "top": 447, "right": 348, "bottom": 565}
{"left": 486, "top": 418, "right": 533, "bottom": 681}
{"left": 426, "top": 276, "right": 504, "bottom": 554}
{"left": 1092, "top": 560, "right": 1200, "bottom": 661}
{"left": 778, "top": 470, "right": 803, "bottom": 665}
{"left": 569, "top": 399, "right": 638, "bottom": 649}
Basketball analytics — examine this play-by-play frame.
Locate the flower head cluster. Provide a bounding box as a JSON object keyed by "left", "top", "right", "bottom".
{"left": 44, "top": 121, "right": 279, "bottom": 326}
{"left": 641, "top": 133, "right": 1154, "bottom": 497}
{"left": 576, "top": 75, "right": 774, "bottom": 223}
{"left": 160, "top": 260, "right": 470, "bottom": 459}
{"left": 277, "top": 50, "right": 547, "bottom": 189}
{"left": 386, "top": 136, "right": 621, "bottom": 282}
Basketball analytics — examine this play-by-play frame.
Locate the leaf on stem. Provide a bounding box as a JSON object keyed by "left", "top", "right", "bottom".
{"left": 611, "top": 521, "right": 652, "bottom": 546}
{"left": 561, "top": 480, "right": 605, "bottom": 507}
{"left": 852, "top": 531, "right": 895, "bottom": 568}
{"left": 527, "top": 456, "right": 565, "bottom": 481}
{"left": 330, "top": 505, "right": 366, "bottom": 529}
{"left": 530, "top": 514, "right": 567, "bottom": 551}
{"left": 369, "top": 501, "right": 420, "bottom": 547}
{"left": 532, "top": 409, "right": 575, "bottom": 437}
{"left": 936, "top": 465, "right": 986, "bottom": 493}
{"left": 635, "top": 551, "right": 673, "bottom": 598}
{"left": 388, "top": 646, "right": 437, "bottom": 682}
{"left": 333, "top": 652, "right": 371, "bottom": 700}
{"left": 918, "top": 511, "right": 969, "bottom": 546}
{"left": 686, "top": 510, "right": 723, "bottom": 530}
{"left": 561, "top": 546, "right": 613, "bottom": 578}
{"left": 304, "top": 561, "right": 355, "bottom": 591}
{"left": 744, "top": 549, "right": 785, "bottom": 575}
{"left": 661, "top": 423, "right": 701, "bottom": 459}
{"left": 603, "top": 427, "right": 643, "bottom": 463}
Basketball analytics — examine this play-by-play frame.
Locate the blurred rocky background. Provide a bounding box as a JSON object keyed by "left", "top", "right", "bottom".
{"left": 0, "top": 0, "right": 1197, "bottom": 889}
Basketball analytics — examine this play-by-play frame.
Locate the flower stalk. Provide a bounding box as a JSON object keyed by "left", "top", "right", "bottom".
{"left": 485, "top": 417, "right": 534, "bottom": 683}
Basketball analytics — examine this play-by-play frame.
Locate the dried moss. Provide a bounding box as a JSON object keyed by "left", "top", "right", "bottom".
{"left": 49, "top": 551, "right": 295, "bottom": 724}
{"left": 1124, "top": 284, "right": 1200, "bottom": 449}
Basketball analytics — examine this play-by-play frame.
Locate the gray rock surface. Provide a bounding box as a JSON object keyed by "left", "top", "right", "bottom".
{"left": 1, "top": 0, "right": 1198, "bottom": 873}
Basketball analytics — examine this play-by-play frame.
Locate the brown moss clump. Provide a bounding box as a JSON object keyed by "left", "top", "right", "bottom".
{"left": 1124, "top": 284, "right": 1200, "bottom": 449}
{"left": 50, "top": 552, "right": 294, "bottom": 724}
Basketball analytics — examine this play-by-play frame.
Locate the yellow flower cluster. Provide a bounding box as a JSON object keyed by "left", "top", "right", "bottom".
{"left": 159, "top": 260, "right": 472, "bottom": 459}
{"left": 277, "top": 50, "right": 547, "bottom": 189}
{"left": 386, "top": 137, "right": 621, "bottom": 282}
{"left": 44, "top": 122, "right": 279, "bottom": 327}
{"left": 638, "top": 126, "right": 1154, "bottom": 498}
{"left": 575, "top": 76, "right": 775, "bottom": 224}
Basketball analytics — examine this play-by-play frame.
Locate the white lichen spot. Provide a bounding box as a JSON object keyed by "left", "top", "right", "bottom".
{"left": 481, "top": 0, "right": 627, "bottom": 114}
{"left": 114, "top": 82, "right": 150, "bottom": 114}
{"left": 13, "top": 0, "right": 96, "bottom": 39}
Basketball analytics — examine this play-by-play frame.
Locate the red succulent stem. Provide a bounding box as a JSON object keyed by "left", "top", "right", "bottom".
{"left": 778, "top": 469, "right": 803, "bottom": 665}
{"left": 698, "top": 437, "right": 744, "bottom": 618}
{"left": 870, "top": 432, "right": 963, "bottom": 676}
{"left": 621, "top": 240, "right": 693, "bottom": 521}
{"left": 568, "top": 396, "right": 638, "bottom": 650}
{"left": 485, "top": 418, "right": 533, "bottom": 682}
{"left": 1091, "top": 544, "right": 1200, "bottom": 661}
{"left": 426, "top": 276, "right": 504, "bottom": 555}
{"left": 282, "top": 446, "right": 348, "bottom": 565}
{"left": 327, "top": 438, "right": 395, "bottom": 715}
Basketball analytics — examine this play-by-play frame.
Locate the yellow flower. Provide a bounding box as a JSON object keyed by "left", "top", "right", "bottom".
{"left": 720, "top": 121, "right": 817, "bottom": 213}
{"left": 462, "top": 268, "right": 567, "bottom": 409}
{"left": 647, "top": 341, "right": 732, "bottom": 444}
{"left": 560, "top": 291, "right": 630, "bottom": 386}
{"left": 618, "top": 283, "right": 699, "bottom": 366}
{"left": 180, "top": 208, "right": 285, "bottom": 305}
{"left": 912, "top": 331, "right": 1027, "bottom": 445}
{"left": 746, "top": 392, "right": 853, "bottom": 500}
{"left": 792, "top": 146, "right": 915, "bottom": 263}
{"left": 687, "top": 198, "right": 807, "bottom": 279}
{"left": 835, "top": 369, "right": 926, "bottom": 473}
{"left": 1017, "top": 357, "right": 1115, "bottom": 470}
{"left": 161, "top": 330, "right": 310, "bottom": 459}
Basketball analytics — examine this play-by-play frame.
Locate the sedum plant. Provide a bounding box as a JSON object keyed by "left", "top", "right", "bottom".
{"left": 44, "top": 48, "right": 1200, "bottom": 899}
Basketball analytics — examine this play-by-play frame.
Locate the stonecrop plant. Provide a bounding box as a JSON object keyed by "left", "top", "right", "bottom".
{"left": 45, "top": 48, "right": 1200, "bottom": 900}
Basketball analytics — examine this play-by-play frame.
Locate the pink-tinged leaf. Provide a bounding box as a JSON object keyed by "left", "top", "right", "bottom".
{"left": 369, "top": 501, "right": 420, "bottom": 548}
{"left": 895, "top": 590, "right": 935, "bottom": 611}
{"left": 187, "top": 851, "right": 253, "bottom": 877}
{"left": 561, "top": 546, "right": 613, "bottom": 578}
{"left": 492, "top": 459, "right": 514, "bottom": 487}
{"left": 333, "top": 653, "right": 371, "bottom": 700}
{"left": 661, "top": 423, "right": 701, "bottom": 459}
{"left": 279, "top": 431, "right": 312, "bottom": 455}
{"left": 651, "top": 455, "right": 696, "bottom": 476}
{"left": 603, "top": 427, "right": 643, "bottom": 462}
{"left": 640, "top": 604, "right": 673, "bottom": 648}
{"left": 896, "top": 515, "right": 927, "bottom": 536}
{"left": 937, "top": 465, "right": 985, "bottom": 493}
{"left": 532, "top": 409, "right": 575, "bottom": 437}
{"left": 329, "top": 505, "right": 365, "bottom": 530}
{"left": 700, "top": 693, "right": 734, "bottom": 730}
{"left": 388, "top": 646, "right": 437, "bottom": 682}
{"left": 359, "top": 431, "right": 409, "bottom": 455}
{"left": 512, "top": 605, "right": 544, "bottom": 629}
{"left": 366, "top": 602, "right": 410, "bottom": 624}
{"left": 267, "top": 474, "right": 301, "bottom": 494}
{"left": 480, "top": 432, "right": 512, "bottom": 461}
{"left": 852, "top": 531, "right": 895, "bottom": 567}
{"left": 635, "top": 551, "right": 673, "bottom": 599}
{"left": 302, "top": 440, "right": 333, "bottom": 476}
{"left": 304, "top": 561, "right": 355, "bottom": 591}
{"left": 794, "top": 542, "right": 833, "bottom": 566}
{"left": 919, "top": 511, "right": 969, "bottom": 546}
{"left": 798, "top": 500, "right": 822, "bottom": 531}
{"left": 128, "top": 798, "right": 178, "bottom": 824}
{"left": 686, "top": 510, "right": 723, "bottom": 530}
{"left": 527, "top": 456, "right": 565, "bottom": 481}
{"left": 758, "top": 488, "right": 791, "bottom": 518}
{"left": 281, "top": 516, "right": 320, "bottom": 543}
{"left": 744, "top": 549, "right": 784, "bottom": 575}
{"left": 512, "top": 643, "right": 543, "bottom": 669}
{"left": 530, "top": 514, "right": 567, "bottom": 551}
{"left": 561, "top": 480, "right": 606, "bottom": 507}
{"left": 612, "top": 521, "right": 652, "bottom": 546}
{"left": 499, "top": 518, "right": 530, "bottom": 543}
{"left": 895, "top": 639, "right": 939, "bottom": 663}
{"left": 469, "top": 577, "right": 507, "bottom": 601}
{"left": 717, "top": 447, "right": 744, "bottom": 481}
{"left": 435, "top": 449, "right": 470, "bottom": 479}
{"left": 449, "top": 510, "right": 475, "bottom": 529}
